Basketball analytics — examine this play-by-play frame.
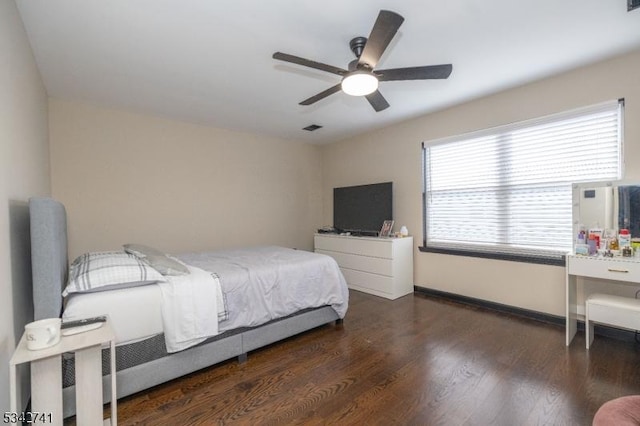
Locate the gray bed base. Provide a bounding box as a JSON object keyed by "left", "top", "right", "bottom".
{"left": 29, "top": 197, "right": 341, "bottom": 418}
{"left": 63, "top": 306, "right": 339, "bottom": 417}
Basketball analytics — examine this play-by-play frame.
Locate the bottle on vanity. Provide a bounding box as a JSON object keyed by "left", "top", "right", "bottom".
{"left": 619, "top": 229, "right": 631, "bottom": 249}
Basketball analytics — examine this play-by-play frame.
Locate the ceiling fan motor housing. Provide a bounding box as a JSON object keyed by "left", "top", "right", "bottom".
{"left": 349, "top": 37, "right": 368, "bottom": 59}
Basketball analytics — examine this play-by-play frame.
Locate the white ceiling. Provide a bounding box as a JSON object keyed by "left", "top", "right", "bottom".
{"left": 16, "top": 0, "right": 640, "bottom": 144}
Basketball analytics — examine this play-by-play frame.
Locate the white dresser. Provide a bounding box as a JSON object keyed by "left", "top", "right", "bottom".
{"left": 314, "top": 233, "right": 414, "bottom": 300}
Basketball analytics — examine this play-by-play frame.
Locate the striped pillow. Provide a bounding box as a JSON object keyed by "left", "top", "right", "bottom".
{"left": 63, "top": 251, "right": 165, "bottom": 296}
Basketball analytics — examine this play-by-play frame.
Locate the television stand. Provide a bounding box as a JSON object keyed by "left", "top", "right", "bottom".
{"left": 314, "top": 233, "right": 414, "bottom": 300}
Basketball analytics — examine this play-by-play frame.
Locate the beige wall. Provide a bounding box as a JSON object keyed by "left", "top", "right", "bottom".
{"left": 321, "top": 48, "right": 640, "bottom": 317}
{"left": 0, "top": 0, "right": 51, "bottom": 412}
{"left": 49, "top": 99, "right": 323, "bottom": 259}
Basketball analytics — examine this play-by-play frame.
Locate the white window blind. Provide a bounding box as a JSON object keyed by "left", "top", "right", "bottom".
{"left": 423, "top": 100, "right": 623, "bottom": 262}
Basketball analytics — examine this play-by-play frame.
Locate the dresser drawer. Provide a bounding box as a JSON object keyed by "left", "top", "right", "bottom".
{"left": 314, "top": 235, "right": 393, "bottom": 259}
{"left": 340, "top": 268, "right": 393, "bottom": 295}
{"left": 567, "top": 256, "right": 640, "bottom": 283}
{"left": 316, "top": 250, "right": 393, "bottom": 276}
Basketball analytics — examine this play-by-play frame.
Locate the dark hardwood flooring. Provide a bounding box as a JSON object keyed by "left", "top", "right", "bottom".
{"left": 108, "top": 290, "right": 640, "bottom": 425}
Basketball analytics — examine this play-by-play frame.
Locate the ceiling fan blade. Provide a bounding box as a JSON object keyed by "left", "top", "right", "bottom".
{"left": 299, "top": 84, "right": 343, "bottom": 106}
{"left": 377, "top": 64, "right": 453, "bottom": 81}
{"left": 359, "top": 10, "right": 404, "bottom": 69}
{"left": 365, "top": 90, "right": 390, "bottom": 112}
{"left": 273, "top": 52, "right": 347, "bottom": 76}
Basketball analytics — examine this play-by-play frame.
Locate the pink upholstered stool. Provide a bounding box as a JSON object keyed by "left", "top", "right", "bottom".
{"left": 593, "top": 395, "right": 640, "bottom": 425}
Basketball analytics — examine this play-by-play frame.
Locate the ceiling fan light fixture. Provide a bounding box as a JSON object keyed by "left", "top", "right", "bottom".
{"left": 341, "top": 71, "right": 378, "bottom": 96}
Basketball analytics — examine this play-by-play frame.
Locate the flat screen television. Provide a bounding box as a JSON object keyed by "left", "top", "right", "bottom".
{"left": 333, "top": 182, "right": 392, "bottom": 235}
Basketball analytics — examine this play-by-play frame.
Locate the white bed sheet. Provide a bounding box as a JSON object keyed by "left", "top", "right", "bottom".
{"left": 62, "top": 283, "right": 164, "bottom": 345}
{"left": 157, "top": 264, "right": 222, "bottom": 353}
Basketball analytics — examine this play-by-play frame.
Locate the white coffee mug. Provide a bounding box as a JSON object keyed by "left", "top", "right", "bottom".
{"left": 25, "top": 318, "right": 61, "bottom": 350}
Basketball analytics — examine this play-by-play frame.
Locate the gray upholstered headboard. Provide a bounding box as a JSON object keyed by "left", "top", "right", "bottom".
{"left": 29, "top": 197, "right": 68, "bottom": 320}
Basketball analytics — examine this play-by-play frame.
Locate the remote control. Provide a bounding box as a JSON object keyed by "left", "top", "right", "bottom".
{"left": 62, "top": 322, "right": 104, "bottom": 336}
{"left": 61, "top": 315, "right": 107, "bottom": 329}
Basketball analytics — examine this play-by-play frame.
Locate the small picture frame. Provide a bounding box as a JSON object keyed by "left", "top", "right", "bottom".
{"left": 379, "top": 220, "right": 394, "bottom": 237}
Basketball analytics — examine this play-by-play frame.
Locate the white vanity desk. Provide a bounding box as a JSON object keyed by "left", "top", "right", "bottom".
{"left": 566, "top": 254, "right": 640, "bottom": 345}
{"left": 566, "top": 180, "right": 640, "bottom": 346}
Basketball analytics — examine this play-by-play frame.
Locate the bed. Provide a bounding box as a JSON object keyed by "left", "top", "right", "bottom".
{"left": 29, "top": 197, "right": 349, "bottom": 418}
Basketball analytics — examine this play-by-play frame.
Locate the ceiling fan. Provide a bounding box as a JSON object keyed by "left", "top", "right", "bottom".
{"left": 272, "top": 10, "right": 453, "bottom": 112}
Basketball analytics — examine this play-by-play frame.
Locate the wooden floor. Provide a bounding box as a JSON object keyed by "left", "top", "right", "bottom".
{"left": 108, "top": 290, "right": 640, "bottom": 425}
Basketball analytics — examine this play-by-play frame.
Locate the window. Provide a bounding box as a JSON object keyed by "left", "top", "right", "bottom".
{"left": 422, "top": 100, "right": 624, "bottom": 265}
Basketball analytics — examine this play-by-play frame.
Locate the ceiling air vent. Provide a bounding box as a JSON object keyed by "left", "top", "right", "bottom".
{"left": 302, "top": 124, "right": 323, "bottom": 131}
{"left": 630, "top": 0, "right": 640, "bottom": 11}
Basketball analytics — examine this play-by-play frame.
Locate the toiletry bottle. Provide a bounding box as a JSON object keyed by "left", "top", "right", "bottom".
{"left": 589, "top": 227, "right": 603, "bottom": 249}
{"left": 587, "top": 235, "right": 598, "bottom": 255}
{"left": 619, "top": 229, "right": 631, "bottom": 248}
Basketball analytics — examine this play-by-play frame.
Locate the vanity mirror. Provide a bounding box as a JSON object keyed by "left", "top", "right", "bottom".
{"left": 573, "top": 180, "right": 640, "bottom": 250}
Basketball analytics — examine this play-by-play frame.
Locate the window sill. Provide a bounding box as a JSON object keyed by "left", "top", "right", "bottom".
{"left": 418, "top": 245, "right": 566, "bottom": 266}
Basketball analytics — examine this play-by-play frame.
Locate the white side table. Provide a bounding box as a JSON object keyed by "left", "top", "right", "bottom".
{"left": 9, "top": 319, "right": 117, "bottom": 426}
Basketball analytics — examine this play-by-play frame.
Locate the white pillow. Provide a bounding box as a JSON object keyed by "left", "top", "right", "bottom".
{"left": 63, "top": 251, "right": 165, "bottom": 296}
{"left": 123, "top": 243, "right": 189, "bottom": 276}
{"left": 122, "top": 243, "right": 165, "bottom": 258}
{"left": 142, "top": 254, "right": 189, "bottom": 276}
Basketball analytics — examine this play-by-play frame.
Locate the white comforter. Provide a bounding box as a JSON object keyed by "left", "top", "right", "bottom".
{"left": 177, "top": 246, "right": 349, "bottom": 334}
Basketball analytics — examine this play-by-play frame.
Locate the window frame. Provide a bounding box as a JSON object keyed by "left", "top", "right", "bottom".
{"left": 420, "top": 100, "right": 624, "bottom": 266}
